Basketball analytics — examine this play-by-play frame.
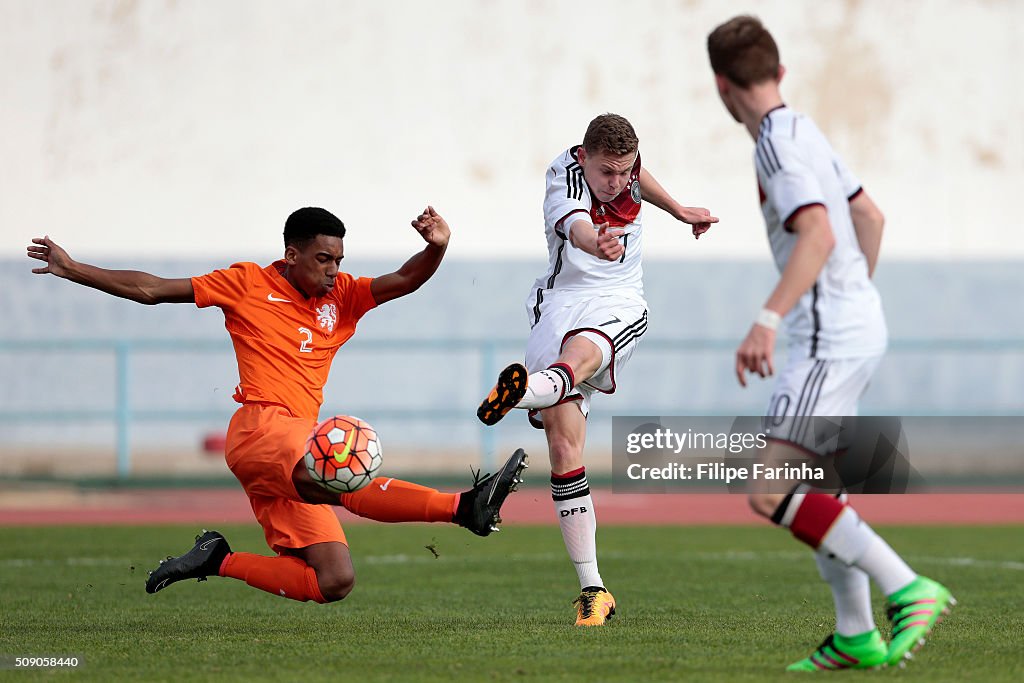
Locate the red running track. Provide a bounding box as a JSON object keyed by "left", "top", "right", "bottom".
{"left": 1, "top": 488, "right": 1022, "bottom": 526}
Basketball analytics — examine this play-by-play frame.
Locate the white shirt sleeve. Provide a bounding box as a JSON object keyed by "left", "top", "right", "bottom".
{"left": 831, "top": 152, "right": 863, "bottom": 199}
{"left": 759, "top": 133, "right": 826, "bottom": 228}
{"left": 544, "top": 157, "right": 591, "bottom": 239}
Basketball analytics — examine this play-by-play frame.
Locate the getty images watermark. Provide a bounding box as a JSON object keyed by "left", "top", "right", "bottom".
{"left": 611, "top": 416, "right": 927, "bottom": 494}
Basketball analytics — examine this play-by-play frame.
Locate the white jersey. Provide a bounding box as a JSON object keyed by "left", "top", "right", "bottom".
{"left": 756, "top": 106, "right": 887, "bottom": 359}
{"left": 528, "top": 146, "right": 645, "bottom": 325}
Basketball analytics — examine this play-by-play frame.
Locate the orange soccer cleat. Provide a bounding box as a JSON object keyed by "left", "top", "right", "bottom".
{"left": 573, "top": 586, "right": 616, "bottom": 626}
{"left": 477, "top": 363, "right": 528, "bottom": 426}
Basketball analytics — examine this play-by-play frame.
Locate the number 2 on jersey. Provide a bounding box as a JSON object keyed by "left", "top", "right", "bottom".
{"left": 298, "top": 327, "right": 313, "bottom": 353}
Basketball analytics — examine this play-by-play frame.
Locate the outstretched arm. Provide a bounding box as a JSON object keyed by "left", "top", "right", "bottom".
{"left": 26, "top": 236, "right": 195, "bottom": 304}
{"left": 734, "top": 205, "right": 835, "bottom": 387}
{"left": 639, "top": 168, "right": 719, "bottom": 239}
{"left": 369, "top": 206, "right": 451, "bottom": 305}
{"left": 849, "top": 191, "right": 884, "bottom": 277}
{"left": 567, "top": 218, "right": 625, "bottom": 261}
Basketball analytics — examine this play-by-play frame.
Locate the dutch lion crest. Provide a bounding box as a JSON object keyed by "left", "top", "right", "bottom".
{"left": 316, "top": 303, "right": 338, "bottom": 332}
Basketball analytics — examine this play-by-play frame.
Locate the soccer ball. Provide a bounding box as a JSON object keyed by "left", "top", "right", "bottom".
{"left": 304, "top": 415, "right": 383, "bottom": 493}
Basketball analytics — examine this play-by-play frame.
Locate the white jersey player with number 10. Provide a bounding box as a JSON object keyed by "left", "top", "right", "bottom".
{"left": 709, "top": 15, "right": 953, "bottom": 672}
{"left": 476, "top": 113, "right": 718, "bottom": 626}
{"left": 757, "top": 104, "right": 889, "bottom": 436}
{"left": 757, "top": 105, "right": 887, "bottom": 361}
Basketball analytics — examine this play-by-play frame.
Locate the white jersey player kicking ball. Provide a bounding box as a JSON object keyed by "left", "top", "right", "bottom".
{"left": 477, "top": 113, "right": 718, "bottom": 626}
{"left": 707, "top": 15, "right": 954, "bottom": 671}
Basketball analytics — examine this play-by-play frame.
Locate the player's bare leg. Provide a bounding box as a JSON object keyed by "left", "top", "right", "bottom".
{"left": 543, "top": 401, "right": 615, "bottom": 626}
{"left": 283, "top": 542, "right": 355, "bottom": 602}
{"left": 477, "top": 335, "right": 604, "bottom": 425}
{"left": 203, "top": 540, "right": 347, "bottom": 604}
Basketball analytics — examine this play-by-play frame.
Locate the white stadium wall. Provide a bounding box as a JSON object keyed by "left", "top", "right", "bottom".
{"left": 1, "top": 0, "right": 1022, "bottom": 261}
{"left": 2, "top": 1, "right": 1023, "bottom": 476}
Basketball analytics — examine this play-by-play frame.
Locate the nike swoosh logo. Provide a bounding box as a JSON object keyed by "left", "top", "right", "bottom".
{"left": 199, "top": 538, "right": 220, "bottom": 551}
{"left": 486, "top": 453, "right": 525, "bottom": 505}
{"left": 486, "top": 465, "right": 507, "bottom": 505}
{"left": 332, "top": 429, "right": 356, "bottom": 463}
{"left": 267, "top": 294, "right": 291, "bottom": 303}
{"left": 379, "top": 478, "right": 394, "bottom": 491}
{"left": 598, "top": 316, "right": 621, "bottom": 326}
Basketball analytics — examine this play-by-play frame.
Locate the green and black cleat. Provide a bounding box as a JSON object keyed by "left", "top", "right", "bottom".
{"left": 885, "top": 576, "right": 956, "bottom": 668}
{"left": 785, "top": 630, "right": 887, "bottom": 671}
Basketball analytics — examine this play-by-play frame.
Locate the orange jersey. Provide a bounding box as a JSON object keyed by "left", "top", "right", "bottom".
{"left": 192, "top": 261, "right": 376, "bottom": 421}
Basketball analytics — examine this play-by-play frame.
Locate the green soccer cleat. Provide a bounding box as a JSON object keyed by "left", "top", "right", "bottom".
{"left": 785, "top": 630, "right": 887, "bottom": 672}
{"left": 885, "top": 576, "right": 955, "bottom": 668}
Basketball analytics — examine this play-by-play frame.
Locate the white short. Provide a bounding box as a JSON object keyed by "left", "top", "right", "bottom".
{"left": 523, "top": 294, "right": 647, "bottom": 426}
{"left": 764, "top": 354, "right": 883, "bottom": 454}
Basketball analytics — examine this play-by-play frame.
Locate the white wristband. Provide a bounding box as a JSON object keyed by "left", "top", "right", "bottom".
{"left": 756, "top": 308, "right": 781, "bottom": 331}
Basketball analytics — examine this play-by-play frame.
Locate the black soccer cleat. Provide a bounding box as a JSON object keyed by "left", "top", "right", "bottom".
{"left": 145, "top": 529, "right": 232, "bottom": 594}
{"left": 455, "top": 448, "right": 528, "bottom": 536}
{"left": 477, "top": 363, "right": 528, "bottom": 426}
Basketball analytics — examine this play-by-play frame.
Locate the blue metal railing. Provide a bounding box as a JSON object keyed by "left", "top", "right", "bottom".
{"left": 2, "top": 337, "right": 1024, "bottom": 479}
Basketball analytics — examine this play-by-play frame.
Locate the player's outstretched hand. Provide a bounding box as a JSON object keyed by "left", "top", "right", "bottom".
{"left": 411, "top": 206, "right": 451, "bottom": 248}
{"left": 595, "top": 224, "right": 625, "bottom": 261}
{"left": 26, "top": 236, "right": 73, "bottom": 277}
{"left": 735, "top": 323, "right": 776, "bottom": 387}
{"left": 677, "top": 206, "right": 719, "bottom": 240}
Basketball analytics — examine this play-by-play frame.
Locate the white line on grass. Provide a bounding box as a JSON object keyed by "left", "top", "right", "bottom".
{"left": 3, "top": 552, "right": 1022, "bottom": 571}
{"left": 912, "top": 555, "right": 1024, "bottom": 571}
{"left": 0, "top": 557, "right": 132, "bottom": 568}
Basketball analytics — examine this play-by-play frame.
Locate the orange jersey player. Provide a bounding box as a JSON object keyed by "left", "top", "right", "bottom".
{"left": 27, "top": 206, "right": 528, "bottom": 605}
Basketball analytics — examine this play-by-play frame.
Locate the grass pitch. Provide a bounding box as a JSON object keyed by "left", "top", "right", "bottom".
{"left": 1, "top": 523, "right": 1021, "bottom": 682}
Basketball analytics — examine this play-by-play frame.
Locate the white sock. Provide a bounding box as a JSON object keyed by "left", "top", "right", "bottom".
{"left": 518, "top": 365, "right": 574, "bottom": 410}
{"left": 815, "top": 549, "right": 876, "bottom": 636}
{"left": 855, "top": 532, "right": 918, "bottom": 596}
{"left": 551, "top": 470, "right": 603, "bottom": 590}
{"left": 817, "top": 506, "right": 873, "bottom": 564}
{"left": 819, "top": 505, "right": 917, "bottom": 597}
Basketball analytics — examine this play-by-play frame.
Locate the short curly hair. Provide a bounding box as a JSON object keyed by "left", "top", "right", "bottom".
{"left": 582, "top": 114, "right": 638, "bottom": 156}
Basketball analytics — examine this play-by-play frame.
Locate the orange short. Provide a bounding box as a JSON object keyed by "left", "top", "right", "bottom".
{"left": 224, "top": 403, "right": 347, "bottom": 553}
